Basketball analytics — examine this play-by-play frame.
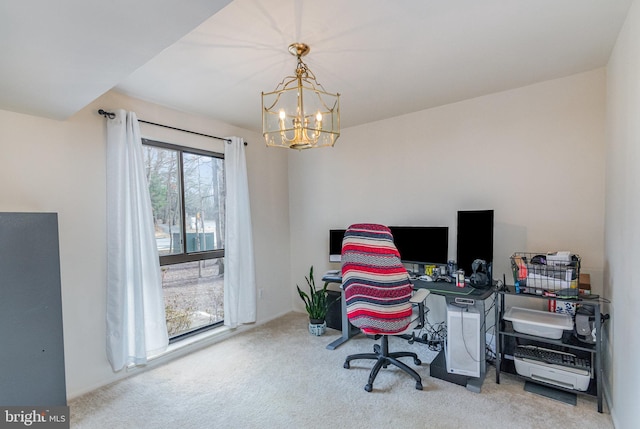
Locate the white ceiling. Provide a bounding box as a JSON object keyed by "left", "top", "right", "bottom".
{"left": 0, "top": 0, "right": 232, "bottom": 120}
{"left": 0, "top": 0, "right": 633, "bottom": 131}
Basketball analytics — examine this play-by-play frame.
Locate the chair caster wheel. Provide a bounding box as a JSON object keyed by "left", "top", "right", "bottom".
{"left": 414, "top": 358, "right": 422, "bottom": 365}
{"left": 344, "top": 361, "right": 350, "bottom": 369}
{"left": 415, "top": 382, "right": 423, "bottom": 390}
{"left": 364, "top": 384, "right": 372, "bottom": 392}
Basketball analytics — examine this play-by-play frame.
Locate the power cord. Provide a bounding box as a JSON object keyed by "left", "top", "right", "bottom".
{"left": 416, "top": 306, "right": 447, "bottom": 351}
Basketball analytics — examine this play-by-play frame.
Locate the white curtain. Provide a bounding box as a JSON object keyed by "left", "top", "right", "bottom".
{"left": 105, "top": 109, "right": 169, "bottom": 371}
{"left": 224, "top": 136, "right": 257, "bottom": 328}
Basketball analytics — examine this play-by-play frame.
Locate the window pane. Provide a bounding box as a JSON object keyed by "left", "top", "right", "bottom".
{"left": 162, "top": 259, "right": 225, "bottom": 338}
{"left": 183, "top": 153, "right": 225, "bottom": 253}
{"left": 143, "top": 139, "right": 226, "bottom": 339}
{"left": 144, "top": 146, "right": 183, "bottom": 256}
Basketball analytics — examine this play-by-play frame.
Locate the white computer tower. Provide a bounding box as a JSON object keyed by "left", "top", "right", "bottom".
{"left": 446, "top": 305, "right": 481, "bottom": 378}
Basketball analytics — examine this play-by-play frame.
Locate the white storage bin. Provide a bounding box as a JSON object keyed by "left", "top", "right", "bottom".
{"left": 504, "top": 306, "right": 573, "bottom": 339}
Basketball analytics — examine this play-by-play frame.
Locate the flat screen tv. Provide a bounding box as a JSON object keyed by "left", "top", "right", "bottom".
{"left": 389, "top": 226, "right": 449, "bottom": 265}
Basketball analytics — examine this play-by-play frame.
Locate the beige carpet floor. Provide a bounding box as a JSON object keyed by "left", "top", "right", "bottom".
{"left": 69, "top": 312, "right": 613, "bottom": 429}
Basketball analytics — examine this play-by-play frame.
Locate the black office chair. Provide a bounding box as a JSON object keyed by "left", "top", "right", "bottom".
{"left": 341, "top": 223, "right": 429, "bottom": 391}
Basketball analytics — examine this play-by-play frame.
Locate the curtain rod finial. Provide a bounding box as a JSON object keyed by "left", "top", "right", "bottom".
{"left": 98, "top": 109, "right": 116, "bottom": 119}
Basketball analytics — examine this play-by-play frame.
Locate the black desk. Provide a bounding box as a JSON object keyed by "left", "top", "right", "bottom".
{"left": 323, "top": 272, "right": 495, "bottom": 392}
{"left": 412, "top": 278, "right": 495, "bottom": 300}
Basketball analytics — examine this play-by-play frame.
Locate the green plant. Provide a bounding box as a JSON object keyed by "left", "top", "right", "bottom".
{"left": 296, "top": 266, "right": 330, "bottom": 322}
{"left": 165, "top": 297, "right": 194, "bottom": 336}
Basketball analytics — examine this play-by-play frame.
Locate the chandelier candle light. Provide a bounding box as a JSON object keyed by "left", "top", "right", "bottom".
{"left": 262, "top": 43, "right": 340, "bottom": 149}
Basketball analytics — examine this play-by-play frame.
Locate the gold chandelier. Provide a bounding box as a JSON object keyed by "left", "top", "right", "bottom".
{"left": 262, "top": 43, "right": 340, "bottom": 149}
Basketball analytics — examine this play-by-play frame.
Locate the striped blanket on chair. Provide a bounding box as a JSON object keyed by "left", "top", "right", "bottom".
{"left": 342, "top": 224, "right": 413, "bottom": 335}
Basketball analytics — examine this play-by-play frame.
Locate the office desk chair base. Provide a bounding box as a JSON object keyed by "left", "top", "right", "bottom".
{"left": 343, "top": 335, "right": 423, "bottom": 391}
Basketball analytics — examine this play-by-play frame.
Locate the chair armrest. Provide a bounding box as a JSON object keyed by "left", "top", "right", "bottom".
{"left": 410, "top": 288, "right": 430, "bottom": 303}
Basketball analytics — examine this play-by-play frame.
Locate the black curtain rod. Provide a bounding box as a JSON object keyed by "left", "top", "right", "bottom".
{"left": 98, "top": 109, "right": 247, "bottom": 145}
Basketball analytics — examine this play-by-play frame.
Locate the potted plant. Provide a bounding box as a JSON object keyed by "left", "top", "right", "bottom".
{"left": 297, "top": 266, "right": 330, "bottom": 336}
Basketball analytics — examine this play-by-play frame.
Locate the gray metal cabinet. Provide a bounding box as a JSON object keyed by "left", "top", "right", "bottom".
{"left": 0, "top": 213, "right": 67, "bottom": 406}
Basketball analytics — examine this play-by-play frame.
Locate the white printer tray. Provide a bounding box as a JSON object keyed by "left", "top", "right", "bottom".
{"left": 514, "top": 356, "right": 590, "bottom": 391}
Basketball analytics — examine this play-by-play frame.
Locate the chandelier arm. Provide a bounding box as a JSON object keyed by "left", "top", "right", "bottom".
{"left": 276, "top": 124, "right": 320, "bottom": 145}
{"left": 295, "top": 62, "right": 332, "bottom": 94}
{"left": 263, "top": 91, "right": 285, "bottom": 113}
{"left": 310, "top": 91, "right": 337, "bottom": 113}
{"left": 267, "top": 74, "right": 301, "bottom": 93}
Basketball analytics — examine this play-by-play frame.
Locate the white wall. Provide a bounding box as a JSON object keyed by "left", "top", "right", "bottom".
{"left": 289, "top": 68, "right": 605, "bottom": 298}
{"left": 0, "top": 90, "right": 292, "bottom": 398}
{"left": 605, "top": 0, "right": 640, "bottom": 427}
{"left": 289, "top": 68, "right": 606, "bottom": 327}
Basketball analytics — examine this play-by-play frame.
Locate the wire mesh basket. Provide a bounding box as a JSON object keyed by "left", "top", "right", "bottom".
{"left": 511, "top": 252, "right": 580, "bottom": 294}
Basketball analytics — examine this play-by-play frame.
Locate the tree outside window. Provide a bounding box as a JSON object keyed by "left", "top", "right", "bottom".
{"left": 142, "top": 139, "right": 225, "bottom": 340}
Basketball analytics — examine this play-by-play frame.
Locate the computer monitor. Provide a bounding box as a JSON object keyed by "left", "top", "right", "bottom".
{"left": 329, "top": 226, "right": 449, "bottom": 267}
{"left": 389, "top": 226, "right": 449, "bottom": 266}
{"left": 329, "top": 229, "right": 346, "bottom": 263}
{"left": 456, "top": 210, "right": 494, "bottom": 278}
